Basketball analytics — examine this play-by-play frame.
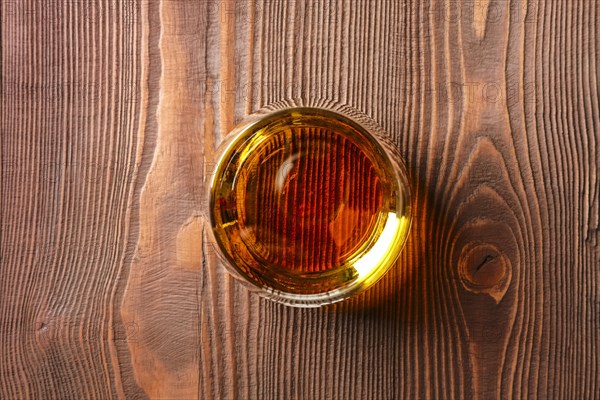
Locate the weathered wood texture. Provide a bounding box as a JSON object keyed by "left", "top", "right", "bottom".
{"left": 1, "top": 0, "right": 598, "bottom": 399}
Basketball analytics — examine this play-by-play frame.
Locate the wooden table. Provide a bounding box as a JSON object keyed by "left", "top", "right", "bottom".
{"left": 2, "top": 1, "right": 598, "bottom": 398}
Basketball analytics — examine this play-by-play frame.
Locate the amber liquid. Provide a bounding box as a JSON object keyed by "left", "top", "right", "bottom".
{"left": 240, "top": 126, "right": 382, "bottom": 271}
{"left": 210, "top": 108, "right": 410, "bottom": 301}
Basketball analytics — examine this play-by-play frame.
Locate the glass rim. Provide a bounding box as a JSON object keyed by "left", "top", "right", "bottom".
{"left": 206, "top": 100, "right": 412, "bottom": 307}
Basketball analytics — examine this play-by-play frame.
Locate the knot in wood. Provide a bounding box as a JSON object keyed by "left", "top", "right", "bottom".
{"left": 458, "top": 243, "right": 511, "bottom": 303}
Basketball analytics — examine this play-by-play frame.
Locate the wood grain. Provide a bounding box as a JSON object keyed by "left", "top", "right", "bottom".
{"left": 1, "top": 0, "right": 147, "bottom": 398}
{"left": 2, "top": 0, "right": 599, "bottom": 399}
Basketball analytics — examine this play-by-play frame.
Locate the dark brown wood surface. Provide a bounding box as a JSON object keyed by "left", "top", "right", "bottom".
{"left": 1, "top": 0, "right": 598, "bottom": 399}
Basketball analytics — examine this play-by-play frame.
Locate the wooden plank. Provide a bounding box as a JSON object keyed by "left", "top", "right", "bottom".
{"left": 1, "top": 0, "right": 148, "bottom": 398}
{"left": 1, "top": 0, "right": 598, "bottom": 399}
